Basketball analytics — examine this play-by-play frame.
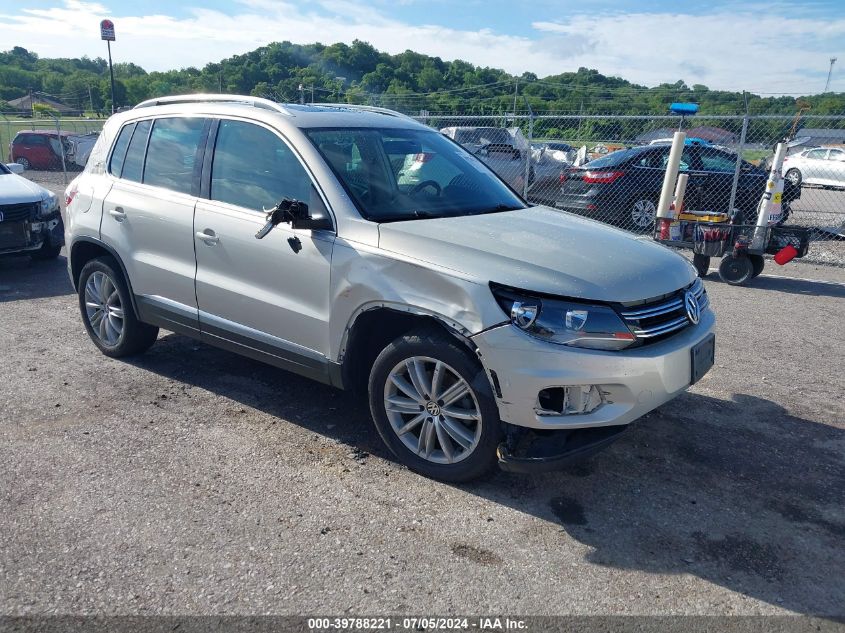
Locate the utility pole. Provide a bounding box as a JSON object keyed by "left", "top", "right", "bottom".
{"left": 512, "top": 77, "right": 519, "bottom": 113}
{"left": 29, "top": 88, "right": 35, "bottom": 118}
{"left": 824, "top": 57, "right": 837, "bottom": 93}
{"left": 310, "top": 85, "right": 314, "bottom": 104}
{"left": 219, "top": 72, "right": 223, "bottom": 93}
{"left": 299, "top": 83, "right": 304, "bottom": 104}
{"left": 88, "top": 85, "right": 95, "bottom": 115}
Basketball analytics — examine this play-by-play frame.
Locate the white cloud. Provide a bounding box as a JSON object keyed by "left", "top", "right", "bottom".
{"left": 0, "top": 1, "right": 842, "bottom": 94}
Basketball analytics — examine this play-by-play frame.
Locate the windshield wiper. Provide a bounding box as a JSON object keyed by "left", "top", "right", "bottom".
{"left": 473, "top": 203, "right": 524, "bottom": 215}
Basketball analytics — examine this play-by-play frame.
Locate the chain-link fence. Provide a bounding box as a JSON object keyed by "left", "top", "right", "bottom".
{"left": 413, "top": 112, "right": 845, "bottom": 266}
{"left": 2, "top": 116, "right": 106, "bottom": 184}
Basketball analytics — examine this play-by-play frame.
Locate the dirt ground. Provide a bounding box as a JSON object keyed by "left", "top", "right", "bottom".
{"left": 0, "top": 171, "right": 843, "bottom": 618}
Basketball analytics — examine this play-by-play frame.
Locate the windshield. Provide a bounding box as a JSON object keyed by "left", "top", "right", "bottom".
{"left": 306, "top": 127, "right": 526, "bottom": 222}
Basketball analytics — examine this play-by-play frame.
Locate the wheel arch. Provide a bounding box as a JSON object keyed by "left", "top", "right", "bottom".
{"left": 69, "top": 237, "right": 140, "bottom": 319}
{"left": 338, "top": 305, "right": 478, "bottom": 394}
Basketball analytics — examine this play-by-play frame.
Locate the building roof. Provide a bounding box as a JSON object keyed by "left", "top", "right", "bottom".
{"left": 796, "top": 128, "right": 845, "bottom": 139}
{"left": 6, "top": 94, "right": 80, "bottom": 114}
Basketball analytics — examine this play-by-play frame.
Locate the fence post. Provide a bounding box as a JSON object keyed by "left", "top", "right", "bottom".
{"left": 54, "top": 115, "right": 68, "bottom": 185}
{"left": 1, "top": 113, "right": 10, "bottom": 158}
{"left": 522, "top": 98, "right": 534, "bottom": 199}
{"left": 728, "top": 113, "right": 749, "bottom": 216}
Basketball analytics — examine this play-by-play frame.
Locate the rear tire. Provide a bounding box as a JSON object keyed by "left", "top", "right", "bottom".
{"left": 16, "top": 157, "right": 31, "bottom": 170}
{"left": 718, "top": 254, "right": 754, "bottom": 286}
{"left": 692, "top": 254, "right": 711, "bottom": 277}
{"left": 749, "top": 254, "right": 765, "bottom": 278}
{"left": 368, "top": 328, "right": 501, "bottom": 482}
{"left": 628, "top": 195, "right": 657, "bottom": 233}
{"left": 78, "top": 256, "right": 158, "bottom": 357}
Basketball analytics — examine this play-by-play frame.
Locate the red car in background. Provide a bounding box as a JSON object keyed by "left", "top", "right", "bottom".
{"left": 8, "top": 130, "right": 72, "bottom": 170}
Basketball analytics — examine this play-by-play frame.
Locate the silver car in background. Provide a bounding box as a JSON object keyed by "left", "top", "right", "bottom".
{"left": 64, "top": 95, "right": 714, "bottom": 482}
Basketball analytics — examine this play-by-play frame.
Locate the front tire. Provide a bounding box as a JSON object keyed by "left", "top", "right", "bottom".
{"left": 718, "top": 254, "right": 754, "bottom": 286}
{"left": 16, "top": 157, "right": 31, "bottom": 170}
{"left": 785, "top": 168, "right": 802, "bottom": 187}
{"left": 368, "top": 329, "right": 501, "bottom": 482}
{"left": 78, "top": 257, "right": 158, "bottom": 357}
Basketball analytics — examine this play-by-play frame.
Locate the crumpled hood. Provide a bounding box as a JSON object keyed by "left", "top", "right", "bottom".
{"left": 0, "top": 173, "right": 51, "bottom": 205}
{"left": 377, "top": 206, "right": 696, "bottom": 303}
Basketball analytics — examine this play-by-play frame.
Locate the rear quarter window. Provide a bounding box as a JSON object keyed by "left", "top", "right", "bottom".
{"left": 109, "top": 123, "right": 135, "bottom": 177}
{"left": 120, "top": 120, "right": 152, "bottom": 183}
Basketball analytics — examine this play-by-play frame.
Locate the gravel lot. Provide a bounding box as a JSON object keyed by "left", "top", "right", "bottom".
{"left": 0, "top": 170, "right": 843, "bottom": 618}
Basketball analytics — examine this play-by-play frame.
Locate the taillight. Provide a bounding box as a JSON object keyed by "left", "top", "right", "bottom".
{"left": 583, "top": 170, "right": 625, "bottom": 184}
{"left": 559, "top": 171, "right": 567, "bottom": 184}
{"left": 65, "top": 185, "right": 78, "bottom": 207}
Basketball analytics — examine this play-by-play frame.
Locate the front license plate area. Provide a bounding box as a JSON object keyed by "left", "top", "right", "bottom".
{"left": 691, "top": 334, "right": 715, "bottom": 384}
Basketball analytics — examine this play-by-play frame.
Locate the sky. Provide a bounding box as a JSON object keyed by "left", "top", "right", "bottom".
{"left": 1, "top": 0, "right": 843, "bottom": 95}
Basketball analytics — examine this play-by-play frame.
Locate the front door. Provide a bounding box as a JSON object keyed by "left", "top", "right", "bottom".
{"left": 193, "top": 119, "right": 335, "bottom": 381}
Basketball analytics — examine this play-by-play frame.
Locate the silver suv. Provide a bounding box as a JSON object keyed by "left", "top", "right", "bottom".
{"left": 64, "top": 95, "right": 715, "bottom": 482}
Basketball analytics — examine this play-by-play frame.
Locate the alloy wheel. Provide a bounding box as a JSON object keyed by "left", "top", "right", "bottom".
{"left": 631, "top": 199, "right": 657, "bottom": 229}
{"left": 383, "top": 356, "right": 482, "bottom": 464}
{"left": 84, "top": 271, "right": 124, "bottom": 346}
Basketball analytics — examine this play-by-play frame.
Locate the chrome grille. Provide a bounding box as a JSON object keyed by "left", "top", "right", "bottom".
{"left": 620, "top": 278, "right": 708, "bottom": 341}
{"left": 0, "top": 202, "right": 38, "bottom": 223}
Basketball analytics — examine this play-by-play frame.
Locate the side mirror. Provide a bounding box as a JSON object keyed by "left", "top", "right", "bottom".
{"left": 6, "top": 163, "right": 24, "bottom": 175}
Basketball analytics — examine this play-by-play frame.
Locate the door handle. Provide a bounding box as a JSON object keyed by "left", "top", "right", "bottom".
{"left": 196, "top": 230, "right": 219, "bottom": 245}
{"left": 108, "top": 208, "right": 127, "bottom": 222}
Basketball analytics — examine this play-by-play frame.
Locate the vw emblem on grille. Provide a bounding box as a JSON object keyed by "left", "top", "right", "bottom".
{"left": 684, "top": 291, "right": 700, "bottom": 325}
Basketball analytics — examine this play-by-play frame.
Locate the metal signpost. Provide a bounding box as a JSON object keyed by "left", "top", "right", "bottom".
{"left": 100, "top": 19, "right": 116, "bottom": 113}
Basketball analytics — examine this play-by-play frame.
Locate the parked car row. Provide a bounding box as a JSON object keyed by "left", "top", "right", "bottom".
{"left": 50, "top": 95, "right": 714, "bottom": 482}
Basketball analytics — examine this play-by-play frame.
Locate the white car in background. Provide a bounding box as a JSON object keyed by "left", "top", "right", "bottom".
{"left": 783, "top": 146, "right": 845, "bottom": 188}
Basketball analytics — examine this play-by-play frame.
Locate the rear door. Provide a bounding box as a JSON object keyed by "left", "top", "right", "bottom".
{"left": 193, "top": 118, "right": 335, "bottom": 378}
{"left": 99, "top": 116, "right": 208, "bottom": 334}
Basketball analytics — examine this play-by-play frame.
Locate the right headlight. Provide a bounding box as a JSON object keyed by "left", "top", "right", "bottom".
{"left": 491, "top": 283, "right": 637, "bottom": 351}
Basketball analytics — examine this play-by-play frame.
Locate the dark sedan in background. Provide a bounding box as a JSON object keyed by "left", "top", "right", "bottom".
{"left": 555, "top": 144, "right": 800, "bottom": 232}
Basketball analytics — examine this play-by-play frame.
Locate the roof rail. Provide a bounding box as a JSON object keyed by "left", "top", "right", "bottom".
{"left": 311, "top": 103, "right": 414, "bottom": 120}
{"left": 133, "top": 94, "right": 292, "bottom": 115}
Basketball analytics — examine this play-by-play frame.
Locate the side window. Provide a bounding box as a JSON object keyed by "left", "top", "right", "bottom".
{"left": 109, "top": 123, "right": 135, "bottom": 177}
{"left": 699, "top": 151, "right": 738, "bottom": 172}
{"left": 659, "top": 149, "right": 691, "bottom": 171}
{"left": 806, "top": 149, "right": 826, "bottom": 160}
{"left": 121, "top": 120, "right": 152, "bottom": 183}
{"left": 210, "top": 120, "right": 314, "bottom": 212}
{"left": 827, "top": 149, "right": 845, "bottom": 162}
{"left": 143, "top": 117, "right": 206, "bottom": 195}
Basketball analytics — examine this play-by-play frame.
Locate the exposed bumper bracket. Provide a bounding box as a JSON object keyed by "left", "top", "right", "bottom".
{"left": 497, "top": 424, "right": 628, "bottom": 474}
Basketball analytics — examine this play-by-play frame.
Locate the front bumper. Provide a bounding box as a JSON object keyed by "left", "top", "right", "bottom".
{"left": 472, "top": 308, "right": 716, "bottom": 431}
{"left": 0, "top": 214, "right": 64, "bottom": 256}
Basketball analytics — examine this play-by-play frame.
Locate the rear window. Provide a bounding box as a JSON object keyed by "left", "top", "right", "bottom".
{"left": 586, "top": 148, "right": 643, "bottom": 168}
{"left": 143, "top": 117, "right": 206, "bottom": 195}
